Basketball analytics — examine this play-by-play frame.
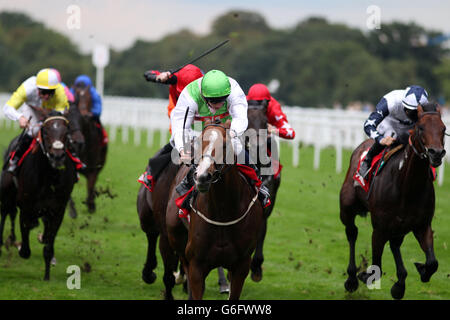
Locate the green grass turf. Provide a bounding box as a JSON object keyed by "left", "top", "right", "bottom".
{"left": 0, "top": 124, "right": 449, "bottom": 300}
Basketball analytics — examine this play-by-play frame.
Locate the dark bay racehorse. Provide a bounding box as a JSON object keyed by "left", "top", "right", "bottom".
{"left": 72, "top": 86, "right": 107, "bottom": 212}
{"left": 0, "top": 112, "right": 77, "bottom": 280}
{"left": 136, "top": 158, "right": 180, "bottom": 295}
{"left": 165, "top": 119, "right": 264, "bottom": 299}
{"left": 246, "top": 99, "right": 281, "bottom": 282}
{"left": 340, "top": 103, "right": 446, "bottom": 299}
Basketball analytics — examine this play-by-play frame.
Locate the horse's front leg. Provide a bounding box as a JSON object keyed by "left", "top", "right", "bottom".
{"left": 42, "top": 211, "right": 64, "bottom": 281}
{"left": 413, "top": 225, "right": 438, "bottom": 283}
{"left": 228, "top": 256, "right": 251, "bottom": 300}
{"left": 18, "top": 211, "right": 32, "bottom": 259}
{"left": 217, "top": 267, "right": 229, "bottom": 294}
{"left": 187, "top": 259, "right": 208, "bottom": 300}
{"left": 389, "top": 236, "right": 408, "bottom": 300}
{"left": 358, "top": 229, "right": 387, "bottom": 287}
{"left": 250, "top": 219, "right": 266, "bottom": 282}
{"left": 86, "top": 171, "right": 98, "bottom": 213}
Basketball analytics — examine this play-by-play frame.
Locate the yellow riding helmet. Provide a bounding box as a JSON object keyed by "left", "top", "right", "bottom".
{"left": 36, "top": 68, "right": 59, "bottom": 90}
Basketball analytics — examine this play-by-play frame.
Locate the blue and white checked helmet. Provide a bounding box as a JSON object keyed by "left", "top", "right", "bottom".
{"left": 402, "top": 85, "right": 428, "bottom": 110}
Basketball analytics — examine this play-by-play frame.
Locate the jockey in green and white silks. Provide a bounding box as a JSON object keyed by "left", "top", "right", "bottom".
{"left": 170, "top": 69, "right": 270, "bottom": 207}
{"left": 170, "top": 69, "right": 247, "bottom": 156}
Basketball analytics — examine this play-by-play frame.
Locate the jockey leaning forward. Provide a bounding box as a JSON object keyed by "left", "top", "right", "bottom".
{"left": 170, "top": 69, "right": 270, "bottom": 207}
{"left": 358, "top": 85, "right": 429, "bottom": 179}
{"left": 2, "top": 68, "right": 82, "bottom": 174}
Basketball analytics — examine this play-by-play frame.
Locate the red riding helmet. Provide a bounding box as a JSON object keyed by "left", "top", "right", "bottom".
{"left": 175, "top": 64, "right": 203, "bottom": 95}
{"left": 247, "top": 83, "right": 271, "bottom": 101}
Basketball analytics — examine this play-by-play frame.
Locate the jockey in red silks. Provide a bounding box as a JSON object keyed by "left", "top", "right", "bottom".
{"left": 138, "top": 64, "right": 204, "bottom": 190}
{"left": 246, "top": 83, "right": 295, "bottom": 179}
{"left": 246, "top": 83, "right": 295, "bottom": 140}
{"left": 144, "top": 64, "right": 204, "bottom": 129}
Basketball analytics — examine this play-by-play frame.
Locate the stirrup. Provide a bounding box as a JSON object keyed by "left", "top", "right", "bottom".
{"left": 358, "top": 161, "right": 371, "bottom": 179}
{"left": 176, "top": 177, "right": 192, "bottom": 196}
{"left": 6, "top": 160, "right": 18, "bottom": 174}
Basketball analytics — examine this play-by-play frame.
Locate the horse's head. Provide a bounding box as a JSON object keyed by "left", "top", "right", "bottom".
{"left": 194, "top": 119, "right": 233, "bottom": 193}
{"left": 247, "top": 99, "right": 268, "bottom": 131}
{"left": 409, "top": 102, "right": 446, "bottom": 167}
{"left": 74, "top": 84, "right": 92, "bottom": 117}
{"left": 40, "top": 113, "right": 70, "bottom": 169}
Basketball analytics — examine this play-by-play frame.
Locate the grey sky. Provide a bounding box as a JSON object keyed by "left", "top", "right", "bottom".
{"left": 1, "top": 0, "right": 449, "bottom": 54}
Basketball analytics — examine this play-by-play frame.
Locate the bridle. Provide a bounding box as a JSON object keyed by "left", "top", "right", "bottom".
{"left": 197, "top": 122, "right": 235, "bottom": 184}
{"left": 38, "top": 116, "right": 69, "bottom": 162}
{"left": 190, "top": 122, "right": 259, "bottom": 226}
{"left": 409, "top": 111, "right": 442, "bottom": 160}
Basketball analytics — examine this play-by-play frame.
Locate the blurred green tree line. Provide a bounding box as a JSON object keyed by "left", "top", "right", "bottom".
{"left": 1, "top": 10, "right": 449, "bottom": 107}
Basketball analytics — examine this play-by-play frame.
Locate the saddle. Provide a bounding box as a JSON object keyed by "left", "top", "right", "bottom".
{"left": 353, "top": 144, "right": 404, "bottom": 192}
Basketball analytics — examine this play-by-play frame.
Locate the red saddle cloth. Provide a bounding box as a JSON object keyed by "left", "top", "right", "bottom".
{"left": 175, "top": 164, "right": 264, "bottom": 221}
{"left": 353, "top": 147, "right": 437, "bottom": 193}
{"left": 353, "top": 148, "right": 384, "bottom": 193}
{"left": 137, "top": 171, "right": 154, "bottom": 192}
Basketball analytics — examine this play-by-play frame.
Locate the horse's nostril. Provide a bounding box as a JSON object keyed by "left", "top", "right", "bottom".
{"left": 198, "top": 172, "right": 211, "bottom": 184}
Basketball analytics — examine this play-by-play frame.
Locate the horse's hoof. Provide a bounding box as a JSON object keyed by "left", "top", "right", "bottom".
{"left": 357, "top": 271, "right": 370, "bottom": 285}
{"left": 51, "top": 257, "right": 57, "bottom": 266}
{"left": 69, "top": 207, "right": 77, "bottom": 219}
{"left": 19, "top": 247, "right": 31, "bottom": 259}
{"left": 142, "top": 270, "right": 157, "bottom": 284}
{"left": 415, "top": 261, "right": 438, "bottom": 282}
{"left": 251, "top": 270, "right": 263, "bottom": 282}
{"left": 391, "top": 282, "right": 405, "bottom": 300}
{"left": 164, "top": 291, "right": 174, "bottom": 300}
{"left": 219, "top": 284, "right": 230, "bottom": 294}
{"left": 344, "top": 277, "right": 359, "bottom": 292}
{"left": 173, "top": 271, "right": 185, "bottom": 285}
{"left": 87, "top": 203, "right": 96, "bottom": 213}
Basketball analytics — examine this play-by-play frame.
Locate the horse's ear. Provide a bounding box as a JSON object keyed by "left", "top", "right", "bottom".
{"left": 436, "top": 104, "right": 442, "bottom": 116}
{"left": 204, "top": 118, "right": 213, "bottom": 126}
{"left": 417, "top": 105, "right": 424, "bottom": 118}
{"left": 224, "top": 119, "right": 231, "bottom": 128}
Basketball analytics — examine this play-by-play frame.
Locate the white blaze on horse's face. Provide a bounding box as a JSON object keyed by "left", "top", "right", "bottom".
{"left": 196, "top": 130, "right": 219, "bottom": 178}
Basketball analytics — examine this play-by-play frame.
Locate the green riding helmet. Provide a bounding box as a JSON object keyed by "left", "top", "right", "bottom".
{"left": 201, "top": 70, "right": 231, "bottom": 101}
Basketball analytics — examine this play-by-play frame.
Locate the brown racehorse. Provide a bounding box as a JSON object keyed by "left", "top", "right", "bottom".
{"left": 165, "top": 119, "right": 264, "bottom": 300}
{"left": 136, "top": 158, "right": 180, "bottom": 298}
{"left": 72, "top": 86, "right": 107, "bottom": 213}
{"left": 340, "top": 102, "right": 446, "bottom": 299}
{"left": 247, "top": 99, "right": 281, "bottom": 282}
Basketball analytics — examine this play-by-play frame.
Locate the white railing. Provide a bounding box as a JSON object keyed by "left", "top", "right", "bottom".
{"left": 1, "top": 93, "right": 449, "bottom": 185}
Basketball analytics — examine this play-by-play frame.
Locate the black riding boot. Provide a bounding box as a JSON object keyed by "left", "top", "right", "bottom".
{"left": 176, "top": 165, "right": 196, "bottom": 196}
{"left": 246, "top": 162, "right": 271, "bottom": 208}
{"left": 358, "top": 140, "right": 384, "bottom": 179}
{"left": 142, "top": 143, "right": 174, "bottom": 190}
{"left": 7, "top": 134, "right": 33, "bottom": 174}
